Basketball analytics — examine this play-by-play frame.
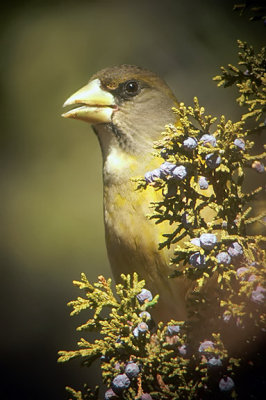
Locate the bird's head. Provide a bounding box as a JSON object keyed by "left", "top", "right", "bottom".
{"left": 62, "top": 65, "right": 178, "bottom": 159}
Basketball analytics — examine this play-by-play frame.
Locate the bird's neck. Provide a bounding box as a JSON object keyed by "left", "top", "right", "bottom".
{"left": 93, "top": 123, "right": 157, "bottom": 185}
{"left": 104, "top": 146, "right": 138, "bottom": 180}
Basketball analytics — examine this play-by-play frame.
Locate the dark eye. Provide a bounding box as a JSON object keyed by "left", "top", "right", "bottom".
{"left": 124, "top": 80, "right": 140, "bottom": 96}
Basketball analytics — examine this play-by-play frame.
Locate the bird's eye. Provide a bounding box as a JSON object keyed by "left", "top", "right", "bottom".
{"left": 124, "top": 80, "right": 140, "bottom": 96}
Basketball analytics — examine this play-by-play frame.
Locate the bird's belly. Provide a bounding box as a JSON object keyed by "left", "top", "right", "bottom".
{"left": 104, "top": 183, "right": 164, "bottom": 277}
{"left": 103, "top": 181, "right": 188, "bottom": 321}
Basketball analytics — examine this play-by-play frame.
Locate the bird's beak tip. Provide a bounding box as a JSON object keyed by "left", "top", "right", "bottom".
{"left": 62, "top": 98, "right": 73, "bottom": 108}
{"left": 62, "top": 97, "right": 77, "bottom": 118}
{"left": 61, "top": 110, "right": 74, "bottom": 119}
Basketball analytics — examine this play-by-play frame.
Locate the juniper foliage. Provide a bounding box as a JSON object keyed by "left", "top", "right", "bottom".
{"left": 213, "top": 40, "right": 266, "bottom": 129}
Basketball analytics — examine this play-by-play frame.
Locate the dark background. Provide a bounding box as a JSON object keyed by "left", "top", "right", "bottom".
{"left": 0, "top": 1, "right": 265, "bottom": 399}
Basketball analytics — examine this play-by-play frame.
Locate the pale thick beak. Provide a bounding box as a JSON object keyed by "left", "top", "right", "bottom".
{"left": 62, "top": 78, "right": 116, "bottom": 124}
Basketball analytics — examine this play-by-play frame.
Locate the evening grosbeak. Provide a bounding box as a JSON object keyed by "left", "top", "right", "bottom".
{"left": 62, "top": 65, "right": 191, "bottom": 322}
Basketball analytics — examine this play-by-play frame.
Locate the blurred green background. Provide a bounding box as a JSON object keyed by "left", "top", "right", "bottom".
{"left": 0, "top": 0, "right": 264, "bottom": 399}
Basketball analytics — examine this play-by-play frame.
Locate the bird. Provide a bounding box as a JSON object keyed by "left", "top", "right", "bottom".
{"left": 62, "top": 65, "right": 191, "bottom": 322}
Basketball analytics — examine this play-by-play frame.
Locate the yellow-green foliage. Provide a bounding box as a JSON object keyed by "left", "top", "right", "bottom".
{"left": 65, "top": 386, "right": 99, "bottom": 400}
{"left": 59, "top": 274, "right": 234, "bottom": 400}
{"left": 214, "top": 40, "right": 266, "bottom": 127}
{"left": 138, "top": 95, "right": 266, "bottom": 328}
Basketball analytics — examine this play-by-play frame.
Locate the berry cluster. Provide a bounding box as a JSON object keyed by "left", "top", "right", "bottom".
{"left": 189, "top": 236, "right": 243, "bottom": 269}
{"left": 102, "top": 287, "right": 155, "bottom": 399}
{"left": 144, "top": 161, "right": 187, "bottom": 184}
{"left": 105, "top": 362, "right": 153, "bottom": 400}
{"left": 101, "top": 285, "right": 237, "bottom": 399}
{"left": 105, "top": 362, "right": 140, "bottom": 399}
{"left": 145, "top": 132, "right": 224, "bottom": 188}
{"left": 197, "top": 339, "right": 237, "bottom": 393}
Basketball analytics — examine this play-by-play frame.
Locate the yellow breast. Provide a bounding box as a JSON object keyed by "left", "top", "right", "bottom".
{"left": 103, "top": 148, "right": 168, "bottom": 277}
{"left": 102, "top": 146, "right": 190, "bottom": 321}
